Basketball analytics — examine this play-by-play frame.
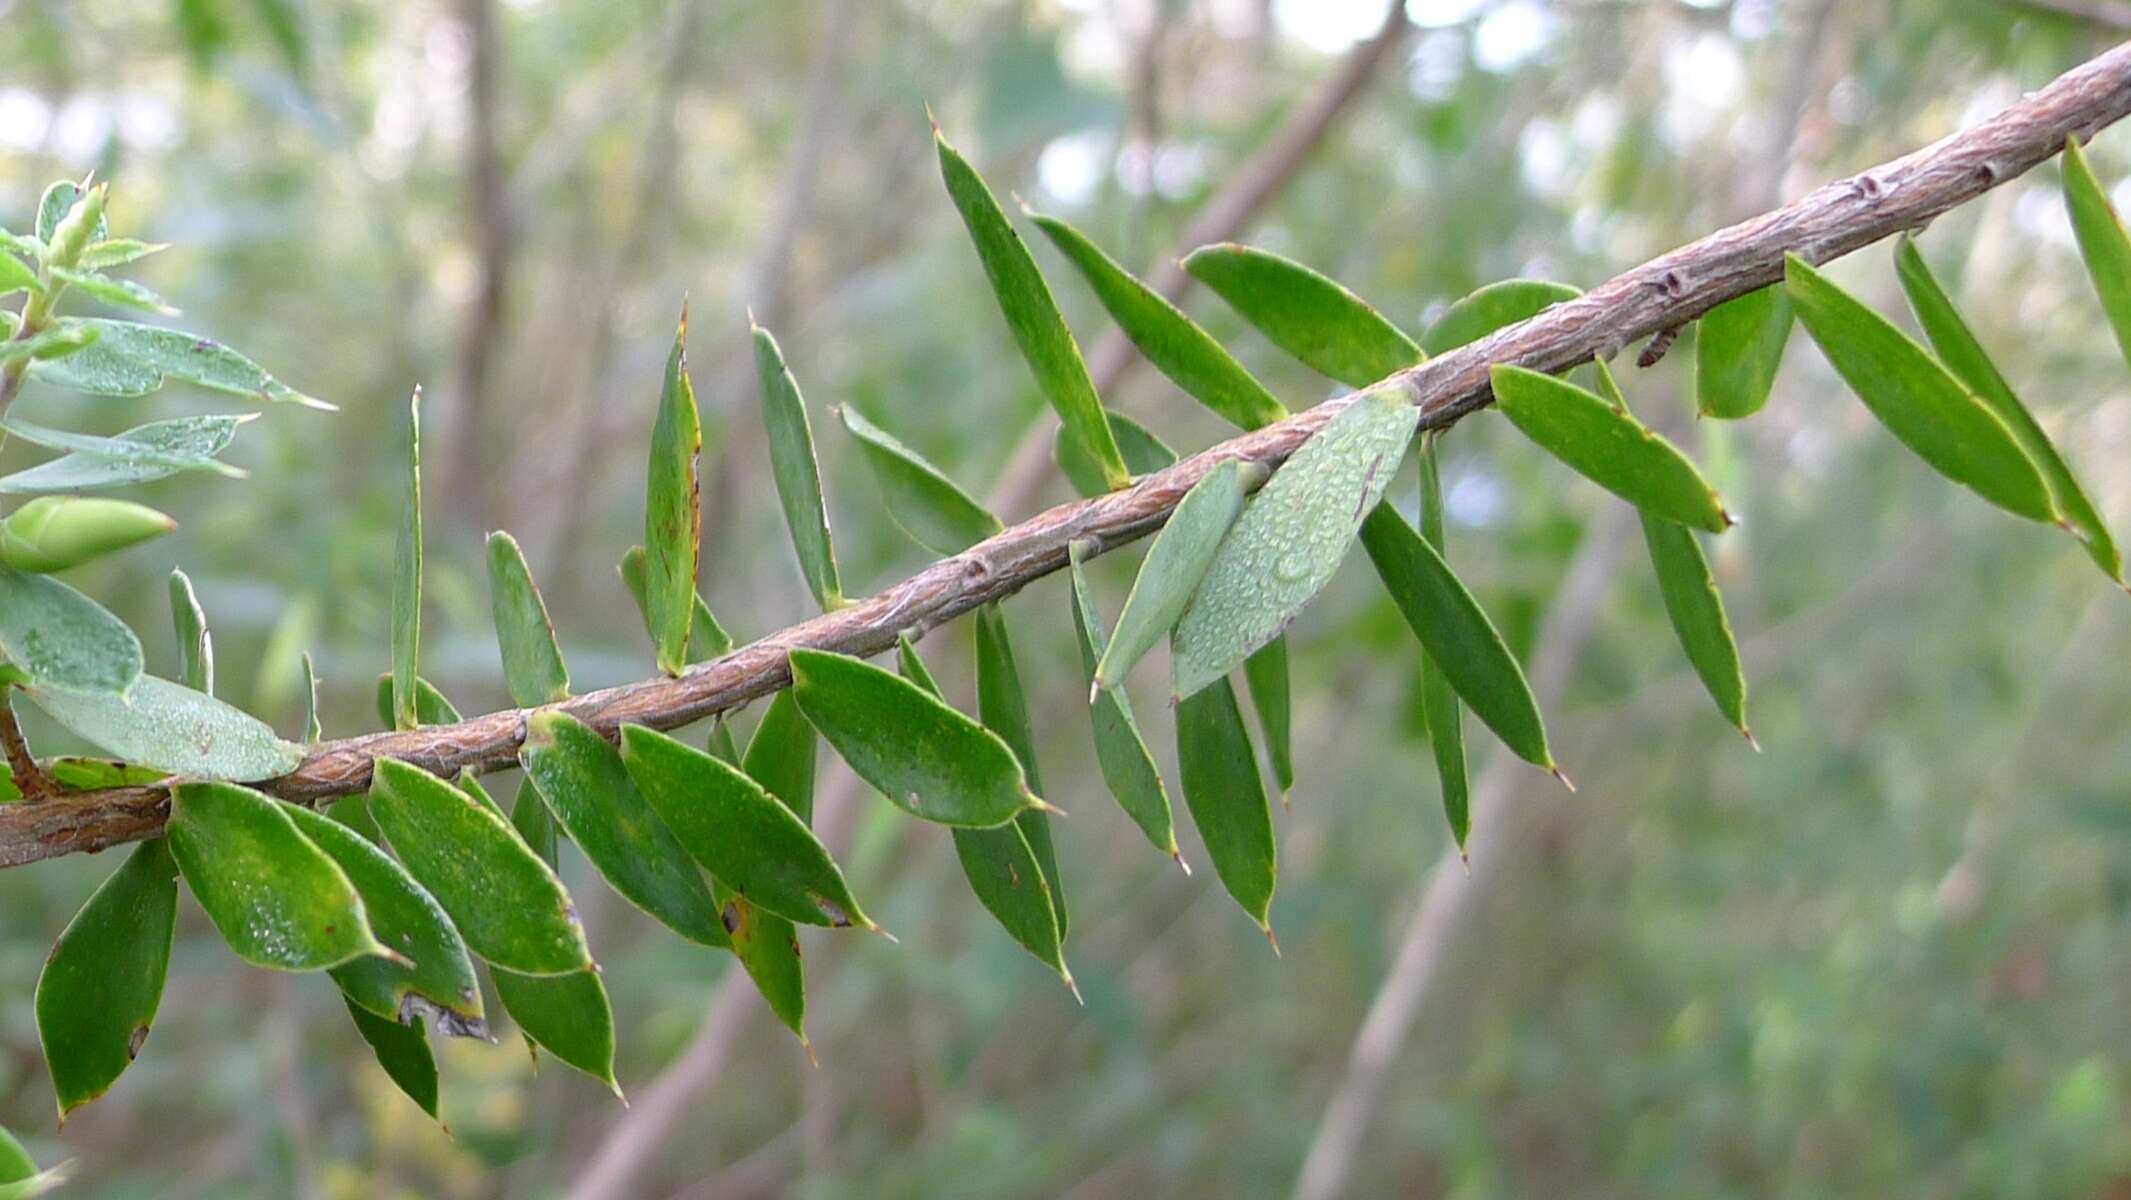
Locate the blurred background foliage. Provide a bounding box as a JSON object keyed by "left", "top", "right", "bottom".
{"left": 5, "top": 0, "right": 2131, "bottom": 1196}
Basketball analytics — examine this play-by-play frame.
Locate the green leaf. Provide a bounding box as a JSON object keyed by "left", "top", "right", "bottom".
{"left": 1243, "top": 637, "right": 1294, "bottom": 795}
{"left": 619, "top": 546, "right": 732, "bottom": 663}
{"left": 713, "top": 884, "right": 807, "bottom": 1044}
{"left": 0, "top": 415, "right": 247, "bottom": 478}
{"left": 1640, "top": 513, "right": 1751, "bottom": 737}
{"left": 367, "top": 758, "right": 593, "bottom": 976}
{"left": 789, "top": 647, "right": 1050, "bottom": 827}
{"left": 707, "top": 716, "right": 742, "bottom": 768}
{"left": 0, "top": 251, "right": 37, "bottom": 297}
{"left": 25, "top": 674, "right": 302, "bottom": 779}
{"left": 936, "top": 125, "right": 1128, "bottom": 490}
{"left": 168, "top": 569, "right": 212, "bottom": 694}
{"left": 43, "top": 757, "right": 166, "bottom": 790}
{"left": 619, "top": 723, "right": 877, "bottom": 931}
{"left": 1183, "top": 243, "right": 1422, "bottom": 387}
{"left": 1172, "top": 385, "right": 1419, "bottom": 699}
{"left": 1175, "top": 678, "right": 1277, "bottom": 940}
{"left": 78, "top": 239, "right": 167, "bottom": 270}
{"left": 839, "top": 405, "right": 1003, "bottom": 555}
{"left": 0, "top": 229, "right": 40, "bottom": 261}
{"left": 1031, "top": 212, "right": 1288, "bottom": 431}
{"left": 167, "top": 781, "right": 389, "bottom": 970}
{"left": 1419, "top": 279, "right": 1582, "bottom": 356}
{"left": 0, "top": 322, "right": 98, "bottom": 365}
{"left": 493, "top": 965, "right": 619, "bottom": 1095}
{"left": 519, "top": 712, "right": 727, "bottom": 948}
{"left": 391, "top": 390, "right": 422, "bottom": 731}
{"left": 1488, "top": 364, "right": 1733, "bottom": 532}
{"left": 48, "top": 267, "right": 176, "bottom": 315}
{"left": 973, "top": 604, "right": 1066, "bottom": 937}
{"left": 0, "top": 1126, "right": 31, "bottom": 1183}
{"left": 1412, "top": 437, "right": 1469, "bottom": 851}
{"left": 1694, "top": 285, "right": 1793, "bottom": 419}
{"left": 1590, "top": 357, "right": 1753, "bottom": 741}
{"left": 753, "top": 323, "right": 843, "bottom": 611}
{"left": 371, "top": 673, "right": 462, "bottom": 729}
{"left": 492, "top": 781, "right": 621, "bottom": 1096}
{"left": 707, "top": 721, "right": 811, "bottom": 1045}
{"left": 897, "top": 636, "right": 1073, "bottom": 987}
{"left": 29, "top": 319, "right": 331, "bottom": 409}
{"left": 896, "top": 632, "right": 941, "bottom": 693}
{"left": 0, "top": 495, "right": 175, "bottom": 573}
{"left": 343, "top": 998, "right": 439, "bottom": 1120}
{"left": 1895, "top": 234, "right": 2118, "bottom": 580}
{"left": 486, "top": 531, "right": 571, "bottom": 707}
{"left": 330, "top": 793, "right": 382, "bottom": 842}
{"left": 742, "top": 690, "right": 817, "bottom": 823}
{"left": 36, "top": 838, "right": 177, "bottom": 1119}
{"left": 952, "top": 819, "right": 1072, "bottom": 986}
{"left": 645, "top": 309, "right": 703, "bottom": 677}
{"left": 0, "top": 413, "right": 252, "bottom": 495}
{"left": 1065, "top": 542, "right": 1178, "bottom": 861}
{"left": 0, "top": 760, "right": 19, "bottom": 803}
{"left": 43, "top": 758, "right": 160, "bottom": 790}
{"left": 2062, "top": 135, "right": 2131, "bottom": 376}
{"left": 1094, "top": 457, "right": 1261, "bottom": 691}
{"left": 1359, "top": 504, "right": 1556, "bottom": 771}
{"left": 1054, "top": 410, "right": 1178, "bottom": 499}
{"left": 37, "top": 181, "right": 104, "bottom": 245}
{"left": 1786, "top": 253, "right": 2058, "bottom": 523}
{"left": 284, "top": 805, "right": 485, "bottom": 1036}
{"left": 0, "top": 566, "right": 141, "bottom": 693}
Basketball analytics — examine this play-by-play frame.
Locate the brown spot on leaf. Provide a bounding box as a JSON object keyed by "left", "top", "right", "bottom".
{"left": 128, "top": 1023, "right": 150, "bottom": 1059}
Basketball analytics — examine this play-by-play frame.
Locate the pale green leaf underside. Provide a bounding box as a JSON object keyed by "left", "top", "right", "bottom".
{"left": 28, "top": 319, "right": 330, "bottom": 409}
{"left": 1097, "top": 456, "right": 1259, "bottom": 691}
{"left": 1066, "top": 542, "right": 1177, "bottom": 859}
{"left": 1172, "top": 385, "right": 1419, "bottom": 700}
{"left": 0, "top": 414, "right": 250, "bottom": 489}
{"left": 0, "top": 566, "right": 143, "bottom": 694}
{"left": 25, "top": 673, "right": 300, "bottom": 780}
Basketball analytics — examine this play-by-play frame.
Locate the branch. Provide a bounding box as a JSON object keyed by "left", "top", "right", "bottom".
{"left": 6, "top": 40, "right": 2129, "bottom": 870}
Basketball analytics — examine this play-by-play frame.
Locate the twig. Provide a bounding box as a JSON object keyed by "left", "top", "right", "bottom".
{"left": 0, "top": 699, "right": 51, "bottom": 802}
{"left": 3, "top": 39, "right": 2129, "bottom": 871}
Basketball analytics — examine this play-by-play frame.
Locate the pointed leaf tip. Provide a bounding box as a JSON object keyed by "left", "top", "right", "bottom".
{"left": 1489, "top": 363, "right": 1731, "bottom": 533}
{"left": 936, "top": 128, "right": 1129, "bottom": 490}
{"left": 1787, "top": 252, "right": 2058, "bottom": 525}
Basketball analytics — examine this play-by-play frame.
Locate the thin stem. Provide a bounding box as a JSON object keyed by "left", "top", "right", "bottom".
{"left": 0, "top": 695, "right": 52, "bottom": 802}
{"left": 2, "top": 38, "right": 2129, "bottom": 870}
